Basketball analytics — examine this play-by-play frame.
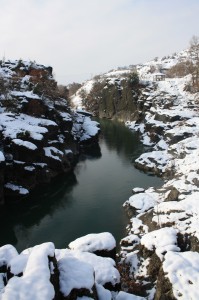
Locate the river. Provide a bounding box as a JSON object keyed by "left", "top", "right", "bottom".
{"left": 0, "top": 119, "right": 163, "bottom": 252}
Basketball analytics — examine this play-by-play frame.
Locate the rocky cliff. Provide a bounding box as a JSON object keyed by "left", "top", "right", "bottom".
{"left": 71, "top": 48, "right": 199, "bottom": 299}
{"left": 71, "top": 71, "right": 143, "bottom": 122}
{"left": 0, "top": 60, "right": 100, "bottom": 203}
{"left": 118, "top": 69, "right": 199, "bottom": 299}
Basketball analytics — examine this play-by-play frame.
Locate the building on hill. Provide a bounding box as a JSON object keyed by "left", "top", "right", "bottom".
{"left": 153, "top": 72, "right": 166, "bottom": 81}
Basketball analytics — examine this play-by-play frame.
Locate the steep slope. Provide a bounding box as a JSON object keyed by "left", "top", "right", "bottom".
{"left": 71, "top": 69, "right": 141, "bottom": 121}
{"left": 0, "top": 60, "right": 100, "bottom": 203}
{"left": 70, "top": 48, "right": 194, "bottom": 123}
{"left": 118, "top": 57, "right": 199, "bottom": 299}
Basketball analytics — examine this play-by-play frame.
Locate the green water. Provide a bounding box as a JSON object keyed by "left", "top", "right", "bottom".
{"left": 0, "top": 119, "right": 163, "bottom": 251}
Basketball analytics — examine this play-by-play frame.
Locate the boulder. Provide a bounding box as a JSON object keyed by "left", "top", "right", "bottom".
{"left": 68, "top": 232, "right": 117, "bottom": 260}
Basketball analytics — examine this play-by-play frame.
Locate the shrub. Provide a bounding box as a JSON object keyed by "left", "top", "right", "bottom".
{"left": 127, "top": 72, "right": 139, "bottom": 87}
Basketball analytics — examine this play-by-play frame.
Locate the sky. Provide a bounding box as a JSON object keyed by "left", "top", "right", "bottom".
{"left": 0, "top": 0, "right": 199, "bottom": 85}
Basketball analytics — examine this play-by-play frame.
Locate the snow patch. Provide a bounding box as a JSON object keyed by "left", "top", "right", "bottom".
{"left": 69, "top": 232, "right": 116, "bottom": 252}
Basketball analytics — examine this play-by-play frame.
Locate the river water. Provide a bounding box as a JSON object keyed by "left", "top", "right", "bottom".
{"left": 0, "top": 119, "right": 163, "bottom": 252}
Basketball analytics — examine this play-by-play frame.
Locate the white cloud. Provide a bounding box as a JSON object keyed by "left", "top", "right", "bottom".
{"left": 0, "top": 0, "right": 199, "bottom": 84}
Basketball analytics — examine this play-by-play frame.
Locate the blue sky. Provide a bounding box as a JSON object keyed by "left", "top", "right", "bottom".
{"left": 0, "top": 0, "right": 199, "bottom": 84}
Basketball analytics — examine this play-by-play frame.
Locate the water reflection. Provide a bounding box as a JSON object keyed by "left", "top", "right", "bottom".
{"left": 0, "top": 119, "right": 163, "bottom": 252}
{"left": 99, "top": 119, "right": 143, "bottom": 161}
{"left": 0, "top": 172, "right": 78, "bottom": 247}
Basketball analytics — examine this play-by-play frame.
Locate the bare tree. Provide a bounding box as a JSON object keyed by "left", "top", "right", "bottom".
{"left": 67, "top": 82, "right": 82, "bottom": 97}
{"left": 189, "top": 35, "right": 199, "bottom": 89}
{"left": 0, "top": 76, "right": 9, "bottom": 100}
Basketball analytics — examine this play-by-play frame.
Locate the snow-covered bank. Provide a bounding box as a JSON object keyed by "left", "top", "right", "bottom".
{"left": 120, "top": 74, "right": 199, "bottom": 299}
{"left": 0, "top": 233, "right": 128, "bottom": 300}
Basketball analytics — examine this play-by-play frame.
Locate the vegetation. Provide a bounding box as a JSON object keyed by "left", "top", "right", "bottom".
{"left": 80, "top": 72, "right": 140, "bottom": 120}
{"left": 189, "top": 35, "right": 199, "bottom": 90}
{"left": 67, "top": 82, "right": 82, "bottom": 97}
{"left": 166, "top": 60, "right": 193, "bottom": 78}
{"left": 166, "top": 35, "right": 199, "bottom": 92}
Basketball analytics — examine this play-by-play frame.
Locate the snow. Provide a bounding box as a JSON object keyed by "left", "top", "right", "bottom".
{"left": 152, "top": 192, "right": 199, "bottom": 240}
{"left": 80, "top": 117, "right": 100, "bottom": 141}
{"left": 24, "top": 166, "right": 35, "bottom": 172}
{"left": 11, "top": 91, "right": 40, "bottom": 100}
{"left": 76, "top": 297, "right": 93, "bottom": 300}
{"left": 75, "top": 252, "right": 120, "bottom": 286}
{"left": 116, "top": 291, "right": 145, "bottom": 300}
{"left": 83, "top": 80, "right": 95, "bottom": 94}
{"left": 4, "top": 183, "right": 29, "bottom": 195}
{"left": 132, "top": 187, "right": 145, "bottom": 194}
{"left": 141, "top": 227, "right": 180, "bottom": 260}
{"left": 0, "top": 245, "right": 18, "bottom": 268}
{"left": 0, "top": 113, "right": 57, "bottom": 141}
{"left": 71, "top": 80, "right": 94, "bottom": 109}
{"left": 121, "top": 234, "right": 140, "bottom": 247}
{"left": 56, "top": 249, "right": 120, "bottom": 287}
{"left": 124, "top": 251, "right": 139, "bottom": 273}
{"left": 58, "top": 256, "right": 94, "bottom": 297}
{"left": 95, "top": 283, "right": 112, "bottom": 300}
{"left": 44, "top": 146, "right": 64, "bottom": 161}
{"left": 1, "top": 46, "right": 199, "bottom": 300}
{"left": 105, "top": 69, "right": 131, "bottom": 77}
{"left": 71, "top": 93, "right": 83, "bottom": 109}
{"left": 0, "top": 242, "right": 55, "bottom": 300}
{"left": 12, "top": 139, "right": 37, "bottom": 150}
{"left": 0, "top": 275, "right": 4, "bottom": 293}
{"left": 9, "top": 253, "right": 29, "bottom": 275}
{"left": 71, "top": 113, "right": 100, "bottom": 142}
{"left": 163, "top": 251, "right": 199, "bottom": 300}
{"left": 59, "top": 112, "right": 72, "bottom": 121}
{"left": 124, "top": 193, "right": 156, "bottom": 214}
{"left": 154, "top": 139, "right": 168, "bottom": 150}
{"left": 69, "top": 232, "right": 116, "bottom": 252}
{"left": 0, "top": 152, "right": 5, "bottom": 162}
{"left": 135, "top": 150, "right": 172, "bottom": 173}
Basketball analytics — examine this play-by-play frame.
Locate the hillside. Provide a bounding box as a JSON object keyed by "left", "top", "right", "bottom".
{"left": 0, "top": 60, "right": 100, "bottom": 203}
{"left": 70, "top": 47, "right": 197, "bottom": 121}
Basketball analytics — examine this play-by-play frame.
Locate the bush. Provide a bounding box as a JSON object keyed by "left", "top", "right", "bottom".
{"left": 16, "top": 130, "right": 31, "bottom": 139}
{"left": 127, "top": 72, "right": 139, "bottom": 87}
{"left": 67, "top": 82, "right": 82, "bottom": 97}
{"left": 166, "top": 61, "right": 193, "bottom": 78}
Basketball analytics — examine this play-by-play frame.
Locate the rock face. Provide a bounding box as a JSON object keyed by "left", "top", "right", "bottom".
{"left": 0, "top": 60, "right": 100, "bottom": 203}
{"left": 0, "top": 233, "right": 120, "bottom": 300}
{"left": 118, "top": 67, "right": 199, "bottom": 298}
{"left": 71, "top": 72, "right": 141, "bottom": 122}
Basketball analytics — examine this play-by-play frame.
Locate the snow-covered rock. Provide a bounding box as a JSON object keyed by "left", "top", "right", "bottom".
{"left": 0, "top": 59, "right": 100, "bottom": 202}
{"left": 0, "top": 237, "right": 120, "bottom": 300}
{"left": 69, "top": 232, "right": 116, "bottom": 259}
{"left": 119, "top": 46, "right": 199, "bottom": 299}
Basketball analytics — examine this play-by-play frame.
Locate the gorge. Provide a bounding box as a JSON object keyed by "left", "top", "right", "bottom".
{"left": 0, "top": 46, "right": 199, "bottom": 299}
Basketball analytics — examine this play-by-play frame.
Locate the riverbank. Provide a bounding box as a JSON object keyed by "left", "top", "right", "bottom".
{"left": 119, "top": 77, "right": 199, "bottom": 299}
{"left": 0, "top": 119, "right": 162, "bottom": 252}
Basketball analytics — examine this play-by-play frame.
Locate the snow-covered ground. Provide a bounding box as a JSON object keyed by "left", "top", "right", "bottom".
{"left": 121, "top": 56, "right": 199, "bottom": 298}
